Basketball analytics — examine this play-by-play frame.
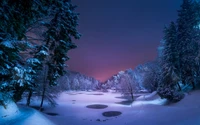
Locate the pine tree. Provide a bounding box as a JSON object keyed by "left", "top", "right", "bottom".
{"left": 161, "top": 22, "right": 179, "bottom": 88}
{"left": 33, "top": 1, "right": 80, "bottom": 109}
{"left": 157, "top": 22, "right": 184, "bottom": 102}
{"left": 176, "top": 0, "right": 200, "bottom": 89}
{"left": 0, "top": 0, "right": 80, "bottom": 108}
{"left": 158, "top": 0, "right": 200, "bottom": 101}
{"left": 0, "top": 0, "right": 48, "bottom": 104}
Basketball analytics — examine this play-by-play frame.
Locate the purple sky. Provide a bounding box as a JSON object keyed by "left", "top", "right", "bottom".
{"left": 67, "top": 0, "right": 182, "bottom": 82}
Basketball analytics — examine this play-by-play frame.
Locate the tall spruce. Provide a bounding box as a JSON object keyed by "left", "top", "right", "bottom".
{"left": 158, "top": 22, "right": 184, "bottom": 102}
{"left": 161, "top": 22, "right": 179, "bottom": 88}
{"left": 176, "top": 0, "right": 200, "bottom": 89}
{"left": 35, "top": 1, "right": 80, "bottom": 109}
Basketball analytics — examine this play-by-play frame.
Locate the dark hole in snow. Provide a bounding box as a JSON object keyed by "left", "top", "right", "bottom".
{"left": 86, "top": 104, "right": 108, "bottom": 109}
{"left": 102, "top": 111, "right": 122, "bottom": 117}
{"left": 46, "top": 112, "right": 59, "bottom": 116}
{"left": 115, "top": 100, "right": 134, "bottom": 105}
{"left": 72, "top": 100, "right": 76, "bottom": 101}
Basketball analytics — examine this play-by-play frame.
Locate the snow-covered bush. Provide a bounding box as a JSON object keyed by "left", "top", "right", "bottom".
{"left": 157, "top": 86, "right": 184, "bottom": 102}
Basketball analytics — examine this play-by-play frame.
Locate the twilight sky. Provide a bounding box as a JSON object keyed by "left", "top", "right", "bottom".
{"left": 67, "top": 0, "right": 182, "bottom": 82}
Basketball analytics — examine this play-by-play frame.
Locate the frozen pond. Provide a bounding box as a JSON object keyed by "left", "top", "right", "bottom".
{"left": 43, "top": 90, "right": 200, "bottom": 125}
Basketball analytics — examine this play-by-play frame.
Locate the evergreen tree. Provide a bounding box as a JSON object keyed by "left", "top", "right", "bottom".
{"left": 158, "top": 22, "right": 184, "bottom": 102}
{"left": 161, "top": 22, "right": 179, "bottom": 88}
{"left": 0, "top": 0, "right": 80, "bottom": 108}
{"left": 158, "top": 0, "right": 200, "bottom": 101}
{"left": 0, "top": 0, "right": 48, "bottom": 104}
{"left": 176, "top": 0, "right": 200, "bottom": 89}
{"left": 32, "top": 1, "right": 80, "bottom": 109}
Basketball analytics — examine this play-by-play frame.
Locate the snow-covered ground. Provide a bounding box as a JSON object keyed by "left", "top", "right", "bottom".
{"left": 43, "top": 90, "right": 200, "bottom": 125}
{"left": 1, "top": 90, "right": 200, "bottom": 125}
{"left": 0, "top": 100, "right": 55, "bottom": 125}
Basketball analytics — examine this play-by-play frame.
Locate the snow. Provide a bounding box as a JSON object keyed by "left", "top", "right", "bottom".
{"left": 37, "top": 50, "right": 49, "bottom": 56}
{"left": 2, "top": 90, "right": 200, "bottom": 125}
{"left": 0, "top": 101, "right": 55, "bottom": 125}
{"left": 17, "top": 108, "right": 55, "bottom": 125}
{"left": 136, "top": 91, "right": 158, "bottom": 100}
{"left": 26, "top": 58, "right": 41, "bottom": 66}
{"left": 0, "top": 101, "right": 19, "bottom": 118}
{"left": 43, "top": 90, "right": 200, "bottom": 125}
{"left": 0, "top": 41, "right": 15, "bottom": 49}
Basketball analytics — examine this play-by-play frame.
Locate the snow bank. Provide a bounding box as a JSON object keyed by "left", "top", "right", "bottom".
{"left": 136, "top": 91, "right": 158, "bottom": 101}
{"left": 0, "top": 104, "right": 55, "bottom": 125}
{"left": 134, "top": 91, "right": 168, "bottom": 106}
{"left": 0, "top": 100, "right": 19, "bottom": 118}
{"left": 18, "top": 108, "right": 55, "bottom": 125}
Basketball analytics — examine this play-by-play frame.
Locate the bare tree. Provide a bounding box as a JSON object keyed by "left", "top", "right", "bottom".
{"left": 119, "top": 72, "right": 136, "bottom": 101}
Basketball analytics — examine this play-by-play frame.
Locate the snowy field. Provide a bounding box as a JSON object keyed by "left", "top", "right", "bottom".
{"left": 1, "top": 90, "right": 200, "bottom": 125}
{"left": 44, "top": 90, "right": 200, "bottom": 125}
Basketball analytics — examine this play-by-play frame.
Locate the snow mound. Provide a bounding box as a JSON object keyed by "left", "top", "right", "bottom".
{"left": 136, "top": 91, "right": 158, "bottom": 101}
{"left": 0, "top": 100, "right": 19, "bottom": 118}
{"left": 20, "top": 108, "right": 55, "bottom": 125}
{"left": 133, "top": 91, "right": 168, "bottom": 106}
{"left": 0, "top": 105, "right": 55, "bottom": 125}
{"left": 171, "top": 90, "right": 200, "bottom": 107}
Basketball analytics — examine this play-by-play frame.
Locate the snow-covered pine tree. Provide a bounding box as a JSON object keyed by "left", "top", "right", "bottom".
{"left": 35, "top": 0, "right": 80, "bottom": 109}
{"left": 0, "top": 0, "right": 49, "bottom": 106}
{"left": 0, "top": 0, "right": 80, "bottom": 109}
{"left": 157, "top": 22, "right": 184, "bottom": 102}
{"left": 158, "top": 0, "right": 200, "bottom": 101}
{"left": 176, "top": 0, "right": 200, "bottom": 89}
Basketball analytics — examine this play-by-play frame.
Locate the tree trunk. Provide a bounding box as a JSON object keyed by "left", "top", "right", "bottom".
{"left": 130, "top": 88, "right": 134, "bottom": 101}
{"left": 13, "top": 86, "right": 26, "bottom": 102}
{"left": 40, "top": 86, "right": 46, "bottom": 111}
{"left": 26, "top": 90, "right": 32, "bottom": 106}
{"left": 40, "top": 65, "right": 48, "bottom": 111}
{"left": 131, "top": 94, "right": 134, "bottom": 101}
{"left": 192, "top": 81, "right": 195, "bottom": 90}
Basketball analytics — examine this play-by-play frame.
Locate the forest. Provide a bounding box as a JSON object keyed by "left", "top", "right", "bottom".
{"left": 1, "top": 0, "right": 200, "bottom": 125}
